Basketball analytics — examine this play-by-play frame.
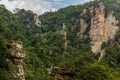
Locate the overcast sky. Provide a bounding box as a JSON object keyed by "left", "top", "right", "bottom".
{"left": 0, "top": 0, "right": 92, "bottom": 15}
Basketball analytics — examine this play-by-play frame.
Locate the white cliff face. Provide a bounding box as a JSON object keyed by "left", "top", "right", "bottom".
{"left": 8, "top": 41, "right": 26, "bottom": 80}
{"left": 34, "top": 15, "right": 41, "bottom": 27}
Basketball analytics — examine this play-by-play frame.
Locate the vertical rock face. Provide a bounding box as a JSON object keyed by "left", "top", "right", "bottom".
{"left": 105, "top": 12, "right": 119, "bottom": 41}
{"left": 34, "top": 15, "right": 41, "bottom": 27}
{"left": 89, "top": 2, "right": 106, "bottom": 53}
{"left": 61, "top": 23, "right": 67, "bottom": 51}
{"left": 89, "top": 2, "right": 119, "bottom": 53}
{"left": 77, "top": 9, "right": 87, "bottom": 38}
{"left": 78, "top": 2, "right": 119, "bottom": 55}
{"left": 77, "top": 18, "right": 88, "bottom": 38}
{"left": 8, "top": 40, "right": 26, "bottom": 80}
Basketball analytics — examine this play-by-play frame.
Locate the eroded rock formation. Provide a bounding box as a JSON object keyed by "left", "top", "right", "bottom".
{"left": 78, "top": 2, "right": 119, "bottom": 57}
{"left": 89, "top": 2, "right": 119, "bottom": 54}
{"left": 34, "top": 15, "right": 41, "bottom": 27}
{"left": 48, "top": 67, "right": 75, "bottom": 80}
{"left": 89, "top": 2, "right": 106, "bottom": 53}
{"left": 77, "top": 18, "right": 88, "bottom": 38}
{"left": 8, "top": 40, "right": 26, "bottom": 80}
{"left": 61, "top": 23, "right": 67, "bottom": 51}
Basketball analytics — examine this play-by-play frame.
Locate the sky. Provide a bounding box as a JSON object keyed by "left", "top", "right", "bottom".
{"left": 0, "top": 0, "right": 92, "bottom": 15}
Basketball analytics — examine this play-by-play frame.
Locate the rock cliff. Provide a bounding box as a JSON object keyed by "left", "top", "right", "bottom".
{"left": 7, "top": 40, "right": 26, "bottom": 80}
{"left": 77, "top": 18, "right": 88, "bottom": 38}
{"left": 89, "top": 2, "right": 106, "bottom": 53}
{"left": 78, "top": 2, "right": 119, "bottom": 56}
{"left": 89, "top": 2, "right": 119, "bottom": 54}
{"left": 34, "top": 15, "right": 41, "bottom": 27}
{"left": 61, "top": 23, "right": 67, "bottom": 51}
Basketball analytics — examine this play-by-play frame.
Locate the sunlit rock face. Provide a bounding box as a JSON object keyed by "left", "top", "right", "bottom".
{"left": 77, "top": 18, "right": 88, "bottom": 38}
{"left": 89, "top": 2, "right": 106, "bottom": 53}
{"left": 8, "top": 40, "right": 26, "bottom": 80}
{"left": 61, "top": 23, "right": 67, "bottom": 51}
{"left": 105, "top": 12, "right": 119, "bottom": 41}
{"left": 78, "top": 2, "right": 119, "bottom": 54}
{"left": 34, "top": 15, "right": 41, "bottom": 27}
{"left": 89, "top": 2, "right": 119, "bottom": 53}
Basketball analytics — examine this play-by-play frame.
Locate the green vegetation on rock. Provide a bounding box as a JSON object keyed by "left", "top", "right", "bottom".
{"left": 0, "top": 0, "right": 120, "bottom": 80}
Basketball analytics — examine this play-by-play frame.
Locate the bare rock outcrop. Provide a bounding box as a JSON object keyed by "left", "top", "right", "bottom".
{"left": 77, "top": 9, "right": 88, "bottom": 38}
{"left": 34, "top": 15, "right": 41, "bottom": 27}
{"left": 105, "top": 12, "right": 119, "bottom": 41}
{"left": 77, "top": 18, "right": 88, "bottom": 38}
{"left": 48, "top": 67, "right": 75, "bottom": 80}
{"left": 61, "top": 23, "right": 67, "bottom": 51}
{"left": 8, "top": 40, "right": 26, "bottom": 80}
{"left": 89, "top": 2, "right": 106, "bottom": 53}
{"left": 77, "top": 2, "right": 119, "bottom": 59}
{"left": 89, "top": 2, "right": 119, "bottom": 54}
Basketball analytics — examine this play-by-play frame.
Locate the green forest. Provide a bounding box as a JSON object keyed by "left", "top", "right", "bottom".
{"left": 0, "top": 0, "right": 120, "bottom": 80}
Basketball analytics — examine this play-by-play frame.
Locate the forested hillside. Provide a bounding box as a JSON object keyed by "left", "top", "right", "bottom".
{"left": 0, "top": 0, "right": 120, "bottom": 80}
